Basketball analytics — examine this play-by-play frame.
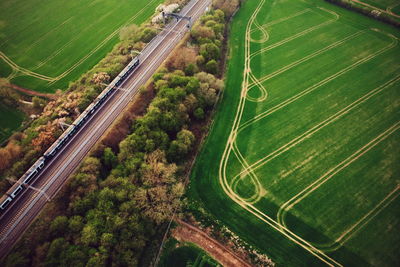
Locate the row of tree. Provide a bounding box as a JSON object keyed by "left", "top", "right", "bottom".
{"left": 325, "top": 0, "right": 400, "bottom": 27}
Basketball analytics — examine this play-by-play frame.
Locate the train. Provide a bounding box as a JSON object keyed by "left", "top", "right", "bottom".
{"left": 0, "top": 57, "right": 141, "bottom": 213}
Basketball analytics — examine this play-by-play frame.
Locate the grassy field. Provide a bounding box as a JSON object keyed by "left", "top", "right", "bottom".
{"left": 189, "top": 0, "right": 400, "bottom": 266}
{"left": 0, "top": 102, "right": 25, "bottom": 144}
{"left": 158, "top": 240, "right": 220, "bottom": 267}
{"left": 0, "top": 0, "right": 163, "bottom": 93}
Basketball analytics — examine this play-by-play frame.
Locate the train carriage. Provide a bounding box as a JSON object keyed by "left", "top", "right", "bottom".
{"left": 0, "top": 55, "right": 141, "bottom": 215}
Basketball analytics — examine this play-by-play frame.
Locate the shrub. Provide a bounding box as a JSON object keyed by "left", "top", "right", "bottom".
{"left": 194, "top": 107, "right": 205, "bottom": 120}
{"left": 205, "top": 59, "right": 218, "bottom": 74}
{"left": 200, "top": 43, "right": 220, "bottom": 61}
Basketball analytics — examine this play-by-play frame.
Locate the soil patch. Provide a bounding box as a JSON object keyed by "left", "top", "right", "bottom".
{"left": 172, "top": 219, "right": 253, "bottom": 267}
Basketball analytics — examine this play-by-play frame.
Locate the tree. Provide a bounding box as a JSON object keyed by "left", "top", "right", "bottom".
{"left": 81, "top": 224, "right": 98, "bottom": 246}
{"left": 167, "top": 129, "right": 195, "bottom": 162}
{"left": 32, "top": 96, "right": 46, "bottom": 109}
{"left": 103, "top": 147, "right": 117, "bottom": 169}
{"left": 194, "top": 107, "right": 205, "bottom": 120}
{"left": 191, "top": 25, "right": 215, "bottom": 42}
{"left": 166, "top": 47, "right": 197, "bottom": 70}
{"left": 186, "top": 77, "right": 200, "bottom": 94}
{"left": 184, "top": 63, "right": 198, "bottom": 76}
{"left": 50, "top": 216, "right": 68, "bottom": 238}
{"left": 212, "top": 0, "right": 240, "bottom": 17}
{"left": 0, "top": 141, "right": 22, "bottom": 172}
{"left": 140, "top": 150, "right": 177, "bottom": 186}
{"left": 205, "top": 59, "right": 218, "bottom": 74}
{"left": 5, "top": 252, "right": 29, "bottom": 267}
{"left": 200, "top": 43, "right": 220, "bottom": 62}
{"left": 119, "top": 24, "right": 140, "bottom": 41}
{"left": 31, "top": 122, "right": 58, "bottom": 152}
{"left": 45, "top": 238, "right": 70, "bottom": 267}
{"left": 68, "top": 216, "right": 84, "bottom": 234}
{"left": 139, "top": 27, "right": 157, "bottom": 43}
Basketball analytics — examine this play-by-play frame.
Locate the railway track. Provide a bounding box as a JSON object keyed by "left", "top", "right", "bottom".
{"left": 0, "top": 0, "right": 210, "bottom": 258}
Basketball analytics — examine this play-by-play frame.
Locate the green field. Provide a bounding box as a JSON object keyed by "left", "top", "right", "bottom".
{"left": 0, "top": 0, "right": 163, "bottom": 93}
{"left": 158, "top": 240, "right": 220, "bottom": 267}
{"left": 0, "top": 102, "right": 25, "bottom": 144}
{"left": 189, "top": 0, "right": 400, "bottom": 266}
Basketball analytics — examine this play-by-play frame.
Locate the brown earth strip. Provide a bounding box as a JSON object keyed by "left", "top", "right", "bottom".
{"left": 172, "top": 219, "right": 253, "bottom": 267}
{"left": 7, "top": 84, "right": 58, "bottom": 100}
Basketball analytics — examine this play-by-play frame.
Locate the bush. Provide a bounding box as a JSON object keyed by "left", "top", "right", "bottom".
{"left": 32, "top": 96, "right": 46, "bottom": 109}
{"left": 166, "top": 47, "right": 197, "bottom": 70}
{"left": 184, "top": 63, "right": 198, "bottom": 76}
{"left": 200, "top": 43, "right": 220, "bottom": 61}
{"left": 205, "top": 59, "right": 218, "bottom": 75}
{"left": 194, "top": 107, "right": 205, "bottom": 120}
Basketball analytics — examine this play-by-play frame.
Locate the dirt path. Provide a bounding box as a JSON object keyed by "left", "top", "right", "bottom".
{"left": 7, "top": 84, "right": 57, "bottom": 100}
{"left": 172, "top": 219, "right": 253, "bottom": 267}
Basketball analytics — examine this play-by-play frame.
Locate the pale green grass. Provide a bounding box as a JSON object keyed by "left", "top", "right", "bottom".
{"left": 0, "top": 0, "right": 163, "bottom": 92}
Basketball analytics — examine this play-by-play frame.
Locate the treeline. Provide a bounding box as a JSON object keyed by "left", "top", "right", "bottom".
{"left": 3, "top": 6, "right": 233, "bottom": 267}
{"left": 325, "top": 0, "right": 400, "bottom": 27}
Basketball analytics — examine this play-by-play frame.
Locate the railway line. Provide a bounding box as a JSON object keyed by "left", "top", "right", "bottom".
{"left": 0, "top": 0, "right": 210, "bottom": 258}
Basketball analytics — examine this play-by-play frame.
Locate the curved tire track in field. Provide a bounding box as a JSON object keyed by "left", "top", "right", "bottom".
{"left": 0, "top": 51, "right": 55, "bottom": 81}
{"left": 231, "top": 31, "right": 398, "bottom": 199}
{"left": 277, "top": 122, "right": 400, "bottom": 250}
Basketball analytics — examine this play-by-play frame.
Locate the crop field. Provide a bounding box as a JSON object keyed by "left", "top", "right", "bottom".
{"left": 0, "top": 102, "right": 25, "bottom": 144}
{"left": 189, "top": 0, "right": 400, "bottom": 266}
{"left": 0, "top": 0, "right": 163, "bottom": 93}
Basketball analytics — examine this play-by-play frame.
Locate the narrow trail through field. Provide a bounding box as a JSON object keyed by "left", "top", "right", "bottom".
{"left": 7, "top": 84, "right": 58, "bottom": 99}
{"left": 233, "top": 75, "right": 400, "bottom": 187}
{"left": 277, "top": 122, "right": 400, "bottom": 250}
{"left": 172, "top": 220, "right": 252, "bottom": 267}
{"left": 0, "top": 52, "right": 54, "bottom": 81}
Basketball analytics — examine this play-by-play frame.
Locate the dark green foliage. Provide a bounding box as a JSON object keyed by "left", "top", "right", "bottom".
{"left": 45, "top": 238, "right": 90, "bottom": 267}
{"left": 194, "top": 107, "right": 205, "bottom": 120}
{"left": 139, "top": 28, "right": 158, "bottom": 43}
{"left": 184, "top": 63, "right": 198, "bottom": 76}
{"left": 78, "top": 87, "right": 98, "bottom": 112}
{"left": 4, "top": 251, "right": 29, "bottom": 267}
{"left": 200, "top": 43, "right": 221, "bottom": 62}
{"left": 205, "top": 60, "right": 219, "bottom": 75}
{"left": 102, "top": 147, "right": 117, "bottom": 169}
{"left": 186, "top": 77, "right": 201, "bottom": 94}
{"left": 50, "top": 216, "right": 68, "bottom": 238}
{"left": 167, "top": 129, "right": 196, "bottom": 162}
